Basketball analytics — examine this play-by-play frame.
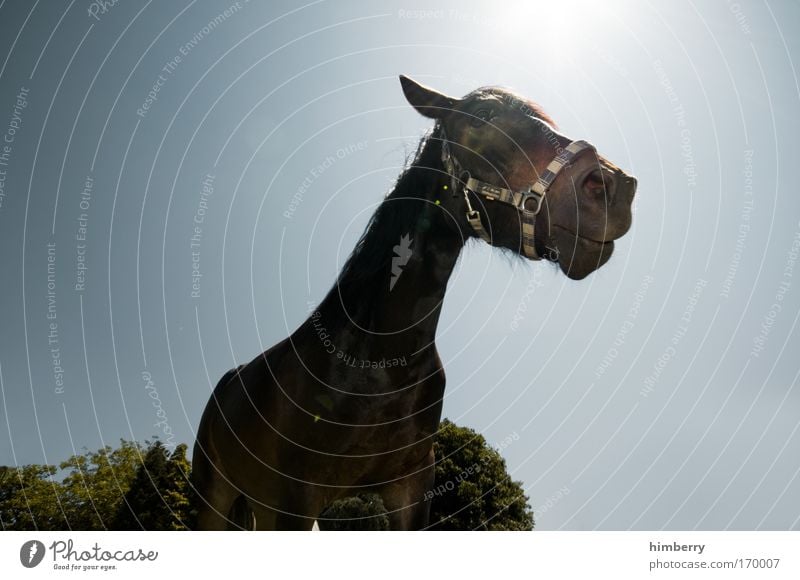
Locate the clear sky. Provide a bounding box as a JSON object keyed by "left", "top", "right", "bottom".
{"left": 0, "top": 0, "right": 798, "bottom": 530}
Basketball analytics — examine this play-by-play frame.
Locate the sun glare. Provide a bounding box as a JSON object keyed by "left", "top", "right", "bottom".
{"left": 500, "top": 0, "right": 611, "bottom": 52}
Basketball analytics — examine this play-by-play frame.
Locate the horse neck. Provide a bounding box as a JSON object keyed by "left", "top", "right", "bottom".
{"left": 363, "top": 218, "right": 463, "bottom": 339}
{"left": 315, "top": 128, "right": 464, "bottom": 355}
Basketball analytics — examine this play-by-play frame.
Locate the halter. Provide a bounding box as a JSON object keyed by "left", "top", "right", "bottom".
{"left": 440, "top": 129, "right": 595, "bottom": 260}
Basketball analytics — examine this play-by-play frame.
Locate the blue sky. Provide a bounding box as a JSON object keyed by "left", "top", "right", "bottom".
{"left": 0, "top": 0, "right": 799, "bottom": 530}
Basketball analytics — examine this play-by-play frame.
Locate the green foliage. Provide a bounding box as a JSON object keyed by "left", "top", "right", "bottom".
{"left": 315, "top": 420, "right": 533, "bottom": 530}
{"left": 0, "top": 440, "right": 195, "bottom": 531}
{"left": 428, "top": 419, "right": 534, "bottom": 530}
{"left": 115, "top": 443, "right": 194, "bottom": 530}
{"left": 116, "top": 441, "right": 168, "bottom": 529}
{"left": 0, "top": 464, "right": 64, "bottom": 530}
{"left": 317, "top": 493, "right": 389, "bottom": 531}
{"left": 1, "top": 420, "right": 532, "bottom": 531}
{"left": 163, "top": 444, "right": 195, "bottom": 529}
{"left": 59, "top": 440, "right": 143, "bottom": 530}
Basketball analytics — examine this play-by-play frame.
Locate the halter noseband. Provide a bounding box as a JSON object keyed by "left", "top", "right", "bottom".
{"left": 440, "top": 129, "right": 595, "bottom": 261}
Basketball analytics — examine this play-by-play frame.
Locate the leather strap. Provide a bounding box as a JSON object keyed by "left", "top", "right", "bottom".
{"left": 440, "top": 128, "right": 595, "bottom": 261}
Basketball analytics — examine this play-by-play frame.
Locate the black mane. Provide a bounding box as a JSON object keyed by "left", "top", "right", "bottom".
{"left": 318, "top": 125, "right": 446, "bottom": 317}
{"left": 469, "top": 86, "right": 557, "bottom": 128}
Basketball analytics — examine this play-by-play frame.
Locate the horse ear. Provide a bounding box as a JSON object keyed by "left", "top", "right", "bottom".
{"left": 399, "top": 75, "right": 457, "bottom": 119}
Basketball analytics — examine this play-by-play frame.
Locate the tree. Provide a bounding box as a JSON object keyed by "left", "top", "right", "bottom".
{"left": 0, "top": 464, "right": 65, "bottom": 530}
{"left": 58, "top": 440, "right": 144, "bottom": 530}
{"left": 317, "top": 493, "right": 389, "bottom": 530}
{"left": 0, "top": 439, "right": 193, "bottom": 531}
{"left": 114, "top": 441, "right": 170, "bottom": 529}
{"left": 115, "top": 442, "right": 195, "bottom": 530}
{"left": 163, "top": 444, "right": 195, "bottom": 530}
{"left": 427, "top": 419, "right": 534, "bottom": 530}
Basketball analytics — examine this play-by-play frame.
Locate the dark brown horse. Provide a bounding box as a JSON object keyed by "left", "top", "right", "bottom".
{"left": 192, "top": 76, "right": 637, "bottom": 530}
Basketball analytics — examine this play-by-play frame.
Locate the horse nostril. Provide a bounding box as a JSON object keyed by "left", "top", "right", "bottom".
{"left": 624, "top": 175, "right": 638, "bottom": 199}
{"left": 583, "top": 169, "right": 614, "bottom": 197}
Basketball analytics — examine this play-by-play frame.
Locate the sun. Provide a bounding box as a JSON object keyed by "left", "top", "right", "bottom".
{"left": 499, "top": 0, "right": 612, "bottom": 49}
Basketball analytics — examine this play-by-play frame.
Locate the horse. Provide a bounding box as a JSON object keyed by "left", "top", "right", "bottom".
{"left": 192, "top": 75, "right": 637, "bottom": 530}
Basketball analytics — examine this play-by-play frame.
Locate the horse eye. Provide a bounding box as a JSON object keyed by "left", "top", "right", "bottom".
{"left": 470, "top": 109, "right": 492, "bottom": 127}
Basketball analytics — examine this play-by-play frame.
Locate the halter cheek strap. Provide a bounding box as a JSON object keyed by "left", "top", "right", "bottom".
{"left": 441, "top": 130, "right": 595, "bottom": 261}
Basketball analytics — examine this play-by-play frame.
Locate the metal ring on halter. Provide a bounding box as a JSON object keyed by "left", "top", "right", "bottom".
{"left": 517, "top": 190, "right": 544, "bottom": 215}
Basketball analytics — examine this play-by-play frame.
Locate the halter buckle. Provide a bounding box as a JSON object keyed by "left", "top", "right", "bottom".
{"left": 519, "top": 191, "right": 544, "bottom": 215}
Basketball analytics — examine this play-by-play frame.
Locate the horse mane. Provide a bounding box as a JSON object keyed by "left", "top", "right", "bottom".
{"left": 470, "top": 86, "right": 557, "bottom": 129}
{"left": 323, "top": 124, "right": 445, "bottom": 305}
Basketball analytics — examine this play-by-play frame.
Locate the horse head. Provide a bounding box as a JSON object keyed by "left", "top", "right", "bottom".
{"left": 400, "top": 75, "right": 636, "bottom": 279}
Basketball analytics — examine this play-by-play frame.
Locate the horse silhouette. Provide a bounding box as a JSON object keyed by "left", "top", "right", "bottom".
{"left": 193, "top": 76, "right": 637, "bottom": 530}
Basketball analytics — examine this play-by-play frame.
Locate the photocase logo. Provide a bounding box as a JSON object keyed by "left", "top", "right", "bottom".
{"left": 390, "top": 234, "right": 413, "bottom": 291}
{"left": 20, "top": 540, "right": 45, "bottom": 568}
